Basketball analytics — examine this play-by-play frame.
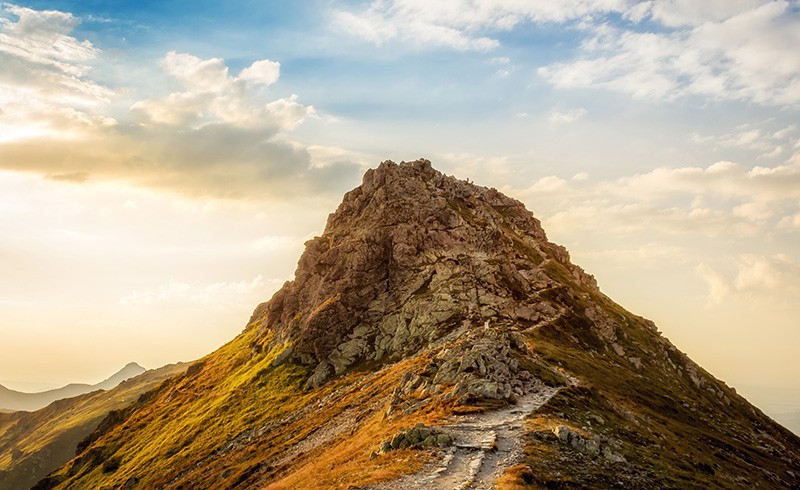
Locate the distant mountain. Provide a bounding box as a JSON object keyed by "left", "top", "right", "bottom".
{"left": 0, "top": 363, "right": 186, "bottom": 490}
{"left": 0, "top": 363, "right": 146, "bottom": 412}
{"left": 93, "top": 362, "right": 148, "bottom": 391}
{"left": 20, "top": 161, "right": 800, "bottom": 488}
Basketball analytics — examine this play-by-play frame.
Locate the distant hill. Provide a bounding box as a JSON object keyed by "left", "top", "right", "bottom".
{"left": 0, "top": 363, "right": 146, "bottom": 412}
{"left": 0, "top": 363, "right": 187, "bottom": 490}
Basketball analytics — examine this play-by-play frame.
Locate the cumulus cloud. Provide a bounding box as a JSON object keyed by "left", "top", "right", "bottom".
{"left": 131, "top": 51, "right": 307, "bottom": 130}
{"left": 696, "top": 255, "right": 800, "bottom": 307}
{"left": 118, "top": 52, "right": 349, "bottom": 198}
{"left": 0, "top": 5, "right": 360, "bottom": 199}
{"left": 238, "top": 59, "right": 281, "bottom": 85}
{"left": 539, "top": 2, "right": 800, "bottom": 105}
{"left": 0, "top": 4, "right": 113, "bottom": 141}
{"left": 0, "top": 4, "right": 110, "bottom": 103}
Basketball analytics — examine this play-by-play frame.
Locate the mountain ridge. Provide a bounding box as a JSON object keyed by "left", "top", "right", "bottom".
{"left": 0, "top": 363, "right": 146, "bottom": 413}
{"left": 29, "top": 160, "right": 800, "bottom": 488}
{"left": 0, "top": 363, "right": 185, "bottom": 490}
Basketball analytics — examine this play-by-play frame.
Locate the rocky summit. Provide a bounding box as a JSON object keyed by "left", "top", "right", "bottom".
{"left": 27, "top": 160, "right": 800, "bottom": 489}
{"left": 252, "top": 159, "right": 595, "bottom": 394}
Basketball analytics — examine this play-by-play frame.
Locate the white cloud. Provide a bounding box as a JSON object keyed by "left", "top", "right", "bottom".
{"left": 161, "top": 51, "right": 230, "bottom": 92}
{"left": 690, "top": 123, "right": 798, "bottom": 160}
{"left": 603, "top": 160, "right": 800, "bottom": 203}
{"left": 636, "top": 0, "right": 765, "bottom": 27}
{"left": 131, "top": 52, "right": 311, "bottom": 130}
{"left": 0, "top": 4, "right": 358, "bottom": 199}
{"left": 548, "top": 107, "right": 587, "bottom": 123}
{"left": 508, "top": 157, "right": 800, "bottom": 244}
{"left": 503, "top": 155, "right": 800, "bottom": 313}
{"left": 334, "top": 6, "right": 498, "bottom": 51}
{"left": 540, "top": 2, "right": 800, "bottom": 106}
{"left": 238, "top": 59, "right": 281, "bottom": 86}
{"left": 0, "top": 4, "right": 113, "bottom": 140}
{"left": 334, "top": 1, "right": 800, "bottom": 106}
{"left": 696, "top": 254, "right": 800, "bottom": 307}
{"left": 777, "top": 212, "right": 800, "bottom": 231}
{"left": 332, "top": 0, "right": 632, "bottom": 51}
{"left": 731, "top": 201, "right": 774, "bottom": 222}
{"left": 0, "top": 4, "right": 100, "bottom": 81}
{"left": 529, "top": 175, "right": 570, "bottom": 194}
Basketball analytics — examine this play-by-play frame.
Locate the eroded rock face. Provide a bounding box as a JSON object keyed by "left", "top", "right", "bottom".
{"left": 249, "top": 160, "right": 597, "bottom": 388}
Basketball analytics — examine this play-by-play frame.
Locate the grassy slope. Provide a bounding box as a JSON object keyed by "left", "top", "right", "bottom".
{"left": 513, "top": 282, "right": 800, "bottom": 488}
{"left": 0, "top": 363, "right": 186, "bottom": 490}
{"left": 42, "top": 324, "right": 449, "bottom": 489}
{"left": 45, "top": 287, "right": 800, "bottom": 489}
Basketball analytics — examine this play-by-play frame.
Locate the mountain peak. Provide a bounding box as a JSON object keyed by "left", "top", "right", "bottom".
{"left": 94, "top": 362, "right": 146, "bottom": 391}
{"left": 250, "top": 159, "right": 597, "bottom": 390}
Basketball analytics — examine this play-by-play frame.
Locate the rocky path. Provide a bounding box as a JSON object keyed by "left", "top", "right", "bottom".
{"left": 367, "top": 384, "right": 561, "bottom": 490}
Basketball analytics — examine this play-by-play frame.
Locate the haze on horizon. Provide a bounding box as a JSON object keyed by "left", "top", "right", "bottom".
{"left": 0, "top": 1, "right": 798, "bottom": 429}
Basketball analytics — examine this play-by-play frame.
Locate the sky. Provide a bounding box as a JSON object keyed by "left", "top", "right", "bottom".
{"left": 0, "top": 0, "right": 798, "bottom": 429}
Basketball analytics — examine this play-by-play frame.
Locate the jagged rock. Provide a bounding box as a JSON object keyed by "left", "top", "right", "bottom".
{"left": 269, "top": 345, "right": 293, "bottom": 367}
{"left": 390, "top": 433, "right": 406, "bottom": 450}
{"left": 304, "top": 361, "right": 334, "bottom": 389}
{"left": 552, "top": 425, "right": 624, "bottom": 462}
{"left": 602, "top": 445, "right": 625, "bottom": 463}
{"left": 248, "top": 160, "right": 599, "bottom": 393}
{"left": 436, "top": 434, "right": 453, "bottom": 446}
{"left": 379, "top": 424, "right": 452, "bottom": 454}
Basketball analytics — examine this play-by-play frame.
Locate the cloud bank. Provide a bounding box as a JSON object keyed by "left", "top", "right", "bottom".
{"left": 505, "top": 153, "right": 800, "bottom": 308}
{"left": 336, "top": 0, "right": 800, "bottom": 106}
{"left": 0, "top": 4, "right": 360, "bottom": 199}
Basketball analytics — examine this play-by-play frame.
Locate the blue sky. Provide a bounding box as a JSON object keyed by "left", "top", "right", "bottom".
{"left": 1, "top": 1, "right": 799, "bottom": 431}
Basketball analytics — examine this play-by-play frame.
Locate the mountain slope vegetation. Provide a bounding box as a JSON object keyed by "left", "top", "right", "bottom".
{"left": 0, "top": 363, "right": 185, "bottom": 490}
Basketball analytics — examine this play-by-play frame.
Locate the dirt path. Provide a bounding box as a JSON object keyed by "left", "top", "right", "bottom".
{"left": 367, "top": 384, "right": 561, "bottom": 490}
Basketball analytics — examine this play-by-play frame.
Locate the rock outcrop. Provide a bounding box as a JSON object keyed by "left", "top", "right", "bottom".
{"left": 251, "top": 159, "right": 595, "bottom": 392}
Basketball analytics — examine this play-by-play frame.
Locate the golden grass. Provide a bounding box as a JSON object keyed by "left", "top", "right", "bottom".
{"left": 44, "top": 329, "right": 459, "bottom": 489}
{"left": 495, "top": 464, "right": 538, "bottom": 490}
